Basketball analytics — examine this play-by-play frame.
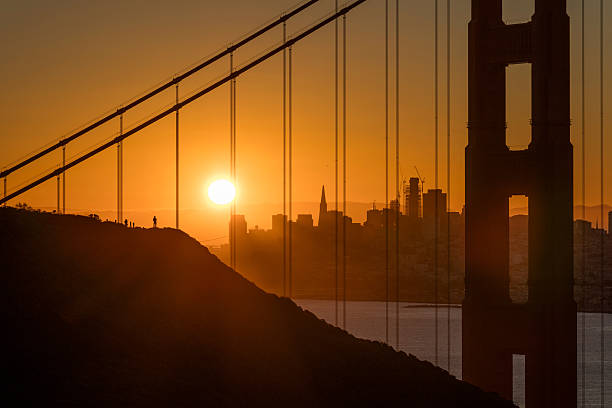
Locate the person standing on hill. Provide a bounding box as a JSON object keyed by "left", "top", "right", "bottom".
{"left": 153, "top": 216, "right": 157, "bottom": 228}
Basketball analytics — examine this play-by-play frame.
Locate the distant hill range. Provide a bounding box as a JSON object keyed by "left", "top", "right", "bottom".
{"left": 35, "top": 201, "right": 378, "bottom": 244}
{"left": 511, "top": 204, "right": 612, "bottom": 230}
{"left": 31, "top": 203, "right": 611, "bottom": 245}
{"left": 0, "top": 207, "right": 513, "bottom": 407}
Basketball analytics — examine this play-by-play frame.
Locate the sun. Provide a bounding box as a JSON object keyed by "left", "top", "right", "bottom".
{"left": 208, "top": 179, "right": 236, "bottom": 205}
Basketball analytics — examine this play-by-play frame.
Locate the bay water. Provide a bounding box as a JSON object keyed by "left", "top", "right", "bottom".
{"left": 296, "top": 300, "right": 612, "bottom": 407}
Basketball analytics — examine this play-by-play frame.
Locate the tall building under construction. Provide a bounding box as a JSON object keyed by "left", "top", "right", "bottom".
{"left": 406, "top": 177, "right": 421, "bottom": 220}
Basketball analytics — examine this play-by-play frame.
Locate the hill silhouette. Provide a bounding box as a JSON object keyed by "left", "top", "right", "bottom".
{"left": 0, "top": 207, "right": 514, "bottom": 407}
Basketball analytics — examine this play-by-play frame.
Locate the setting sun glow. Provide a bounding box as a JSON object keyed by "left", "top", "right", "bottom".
{"left": 208, "top": 179, "right": 236, "bottom": 205}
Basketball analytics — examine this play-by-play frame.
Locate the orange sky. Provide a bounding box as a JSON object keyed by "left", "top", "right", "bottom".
{"left": 1, "top": 0, "right": 611, "bottom": 242}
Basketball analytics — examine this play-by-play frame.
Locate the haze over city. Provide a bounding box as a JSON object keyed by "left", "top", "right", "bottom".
{"left": 2, "top": 0, "right": 611, "bottom": 242}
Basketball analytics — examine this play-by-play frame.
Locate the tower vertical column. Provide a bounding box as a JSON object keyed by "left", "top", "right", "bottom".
{"left": 464, "top": 1, "right": 513, "bottom": 399}
{"left": 526, "top": 1, "right": 575, "bottom": 406}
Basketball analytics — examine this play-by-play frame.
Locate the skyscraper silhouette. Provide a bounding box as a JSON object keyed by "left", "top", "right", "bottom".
{"left": 407, "top": 177, "right": 421, "bottom": 220}
{"left": 423, "top": 189, "right": 446, "bottom": 222}
{"left": 319, "top": 185, "right": 328, "bottom": 224}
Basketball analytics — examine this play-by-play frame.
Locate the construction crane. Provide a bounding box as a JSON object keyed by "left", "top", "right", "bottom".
{"left": 414, "top": 166, "right": 426, "bottom": 195}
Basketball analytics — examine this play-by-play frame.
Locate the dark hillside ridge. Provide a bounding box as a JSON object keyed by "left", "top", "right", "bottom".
{"left": 0, "top": 207, "right": 514, "bottom": 407}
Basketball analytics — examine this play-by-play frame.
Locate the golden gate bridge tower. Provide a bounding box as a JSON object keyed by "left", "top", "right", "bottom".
{"left": 463, "top": 0, "right": 576, "bottom": 406}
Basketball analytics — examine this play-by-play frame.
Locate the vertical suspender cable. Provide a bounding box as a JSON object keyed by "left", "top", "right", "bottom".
{"left": 599, "top": 1, "right": 605, "bottom": 405}
{"left": 117, "top": 118, "right": 119, "bottom": 222}
{"left": 62, "top": 146, "right": 65, "bottom": 214}
{"left": 581, "top": 0, "right": 586, "bottom": 405}
{"left": 289, "top": 45, "right": 293, "bottom": 298}
{"left": 342, "top": 13, "right": 347, "bottom": 329}
{"left": 395, "top": 0, "right": 400, "bottom": 349}
{"left": 120, "top": 116, "right": 123, "bottom": 223}
{"left": 176, "top": 82, "right": 179, "bottom": 229}
{"left": 385, "top": 0, "right": 390, "bottom": 344}
{"left": 434, "top": 0, "right": 439, "bottom": 366}
{"left": 233, "top": 68, "right": 237, "bottom": 272}
{"left": 56, "top": 168, "right": 60, "bottom": 213}
{"left": 234, "top": 80, "right": 237, "bottom": 269}
{"left": 117, "top": 114, "right": 123, "bottom": 223}
{"left": 230, "top": 52, "right": 235, "bottom": 270}
{"left": 335, "top": 0, "right": 340, "bottom": 326}
{"left": 283, "top": 21, "right": 287, "bottom": 298}
{"left": 446, "top": 0, "right": 451, "bottom": 372}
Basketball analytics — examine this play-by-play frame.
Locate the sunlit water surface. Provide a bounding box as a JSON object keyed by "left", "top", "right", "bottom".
{"left": 296, "top": 300, "right": 612, "bottom": 407}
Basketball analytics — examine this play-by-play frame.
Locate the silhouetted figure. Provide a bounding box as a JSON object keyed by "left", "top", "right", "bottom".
{"left": 153, "top": 216, "right": 157, "bottom": 228}
{"left": 124, "top": 219, "right": 128, "bottom": 227}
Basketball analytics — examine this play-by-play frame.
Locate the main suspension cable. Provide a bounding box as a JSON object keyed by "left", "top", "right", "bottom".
{"left": 0, "top": 0, "right": 322, "bottom": 181}
{"left": 0, "top": 0, "right": 369, "bottom": 207}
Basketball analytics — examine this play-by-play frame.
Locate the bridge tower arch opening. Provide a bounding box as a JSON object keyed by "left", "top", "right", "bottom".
{"left": 464, "top": 0, "right": 576, "bottom": 407}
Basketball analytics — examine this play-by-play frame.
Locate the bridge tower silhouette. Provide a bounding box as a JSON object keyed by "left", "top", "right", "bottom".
{"left": 463, "top": 0, "right": 576, "bottom": 406}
